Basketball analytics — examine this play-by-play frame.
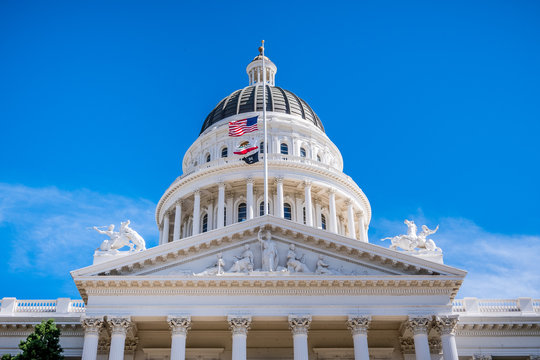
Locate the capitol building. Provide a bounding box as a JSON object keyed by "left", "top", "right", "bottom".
{"left": 0, "top": 50, "right": 538, "bottom": 360}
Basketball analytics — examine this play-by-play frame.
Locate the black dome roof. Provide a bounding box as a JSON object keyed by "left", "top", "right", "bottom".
{"left": 200, "top": 84, "right": 324, "bottom": 134}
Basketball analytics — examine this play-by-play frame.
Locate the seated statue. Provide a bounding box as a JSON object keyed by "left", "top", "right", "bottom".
{"left": 286, "top": 244, "right": 311, "bottom": 273}
{"left": 315, "top": 255, "right": 334, "bottom": 275}
{"left": 228, "top": 244, "right": 254, "bottom": 273}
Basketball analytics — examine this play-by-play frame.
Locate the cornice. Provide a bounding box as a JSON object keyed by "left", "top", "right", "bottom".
{"left": 74, "top": 276, "right": 461, "bottom": 303}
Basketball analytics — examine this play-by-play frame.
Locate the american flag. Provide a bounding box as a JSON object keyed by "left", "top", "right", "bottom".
{"left": 228, "top": 116, "right": 258, "bottom": 137}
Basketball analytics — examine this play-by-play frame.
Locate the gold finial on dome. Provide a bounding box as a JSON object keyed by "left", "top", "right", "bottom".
{"left": 258, "top": 40, "right": 264, "bottom": 55}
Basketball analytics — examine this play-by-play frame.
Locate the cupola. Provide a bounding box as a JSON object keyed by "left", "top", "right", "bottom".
{"left": 246, "top": 48, "right": 277, "bottom": 86}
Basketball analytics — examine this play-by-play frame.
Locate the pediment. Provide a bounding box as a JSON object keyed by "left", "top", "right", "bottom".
{"left": 72, "top": 216, "right": 466, "bottom": 280}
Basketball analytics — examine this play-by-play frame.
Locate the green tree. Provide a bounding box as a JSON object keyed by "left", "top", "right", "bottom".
{"left": 1, "top": 319, "right": 64, "bottom": 360}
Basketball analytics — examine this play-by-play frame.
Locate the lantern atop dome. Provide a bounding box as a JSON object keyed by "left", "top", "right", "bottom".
{"left": 246, "top": 46, "right": 277, "bottom": 86}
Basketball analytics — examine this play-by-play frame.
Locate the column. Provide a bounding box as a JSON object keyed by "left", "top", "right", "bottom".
{"left": 207, "top": 199, "right": 214, "bottom": 231}
{"left": 192, "top": 190, "right": 200, "bottom": 236}
{"left": 217, "top": 182, "right": 225, "bottom": 228}
{"left": 228, "top": 316, "right": 251, "bottom": 360}
{"left": 315, "top": 202, "right": 322, "bottom": 228}
{"left": 346, "top": 200, "right": 356, "bottom": 239}
{"left": 436, "top": 315, "right": 459, "bottom": 360}
{"left": 304, "top": 181, "right": 313, "bottom": 226}
{"left": 276, "top": 177, "right": 284, "bottom": 218}
{"left": 328, "top": 189, "right": 338, "bottom": 233}
{"left": 163, "top": 211, "right": 170, "bottom": 244}
{"left": 107, "top": 317, "right": 132, "bottom": 360}
{"left": 246, "top": 178, "right": 254, "bottom": 220}
{"left": 168, "top": 316, "right": 191, "bottom": 360}
{"left": 288, "top": 315, "right": 311, "bottom": 360}
{"left": 357, "top": 209, "right": 367, "bottom": 243}
{"left": 173, "top": 201, "right": 182, "bottom": 241}
{"left": 347, "top": 316, "right": 371, "bottom": 360}
{"left": 406, "top": 316, "right": 432, "bottom": 360}
{"left": 81, "top": 316, "right": 103, "bottom": 360}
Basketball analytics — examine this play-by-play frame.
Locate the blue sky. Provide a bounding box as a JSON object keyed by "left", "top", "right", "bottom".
{"left": 1, "top": 0, "right": 539, "bottom": 299}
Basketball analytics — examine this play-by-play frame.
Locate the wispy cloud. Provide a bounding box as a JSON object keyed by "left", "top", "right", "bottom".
{"left": 1, "top": 183, "right": 538, "bottom": 300}
{"left": 371, "top": 214, "right": 540, "bottom": 298}
{"left": 0, "top": 183, "right": 157, "bottom": 280}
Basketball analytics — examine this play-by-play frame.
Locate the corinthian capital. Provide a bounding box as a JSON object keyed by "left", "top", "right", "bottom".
{"left": 406, "top": 316, "right": 432, "bottom": 335}
{"left": 81, "top": 316, "right": 104, "bottom": 335}
{"left": 167, "top": 315, "right": 191, "bottom": 336}
{"left": 288, "top": 315, "right": 312, "bottom": 336}
{"left": 228, "top": 316, "right": 251, "bottom": 336}
{"left": 107, "top": 316, "right": 132, "bottom": 335}
{"left": 434, "top": 315, "right": 459, "bottom": 335}
{"left": 347, "top": 316, "right": 371, "bottom": 336}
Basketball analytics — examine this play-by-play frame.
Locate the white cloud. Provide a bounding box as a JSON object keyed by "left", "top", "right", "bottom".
{"left": 1, "top": 183, "right": 537, "bottom": 300}
{"left": 370, "top": 215, "right": 540, "bottom": 298}
{"left": 0, "top": 183, "right": 157, "bottom": 278}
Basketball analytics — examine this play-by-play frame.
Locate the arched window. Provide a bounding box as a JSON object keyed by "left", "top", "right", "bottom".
{"left": 202, "top": 214, "right": 208, "bottom": 233}
{"left": 317, "top": 154, "right": 321, "bottom": 162}
{"left": 259, "top": 141, "right": 264, "bottom": 154}
{"left": 206, "top": 154, "right": 211, "bottom": 163}
{"left": 321, "top": 214, "right": 327, "bottom": 230}
{"left": 303, "top": 207, "right": 307, "bottom": 224}
{"left": 223, "top": 207, "right": 227, "bottom": 226}
{"left": 300, "top": 147, "right": 306, "bottom": 158}
{"left": 221, "top": 147, "right": 228, "bottom": 158}
{"left": 280, "top": 143, "right": 288, "bottom": 155}
{"left": 284, "top": 203, "right": 292, "bottom": 220}
{"left": 238, "top": 203, "right": 247, "bottom": 222}
{"left": 259, "top": 202, "right": 265, "bottom": 216}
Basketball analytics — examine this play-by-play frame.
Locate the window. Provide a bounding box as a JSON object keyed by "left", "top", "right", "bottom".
{"left": 280, "top": 143, "right": 288, "bottom": 155}
{"left": 238, "top": 203, "right": 247, "bottom": 222}
{"left": 317, "top": 155, "right": 321, "bottom": 162}
{"left": 259, "top": 142, "right": 264, "bottom": 154}
{"left": 202, "top": 214, "right": 208, "bottom": 233}
{"left": 303, "top": 207, "right": 306, "bottom": 224}
{"left": 284, "top": 203, "right": 292, "bottom": 220}
{"left": 300, "top": 147, "right": 306, "bottom": 157}
{"left": 321, "top": 214, "right": 327, "bottom": 230}
{"left": 221, "top": 147, "right": 228, "bottom": 158}
{"left": 206, "top": 154, "right": 211, "bottom": 163}
{"left": 260, "top": 202, "right": 265, "bottom": 216}
{"left": 223, "top": 207, "right": 227, "bottom": 226}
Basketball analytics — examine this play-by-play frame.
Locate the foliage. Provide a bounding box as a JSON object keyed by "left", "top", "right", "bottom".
{"left": 1, "top": 320, "right": 64, "bottom": 360}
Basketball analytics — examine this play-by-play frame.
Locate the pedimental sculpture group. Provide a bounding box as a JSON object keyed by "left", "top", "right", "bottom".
{"left": 1, "top": 49, "right": 538, "bottom": 360}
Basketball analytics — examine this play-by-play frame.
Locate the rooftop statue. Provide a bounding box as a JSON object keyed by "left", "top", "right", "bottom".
{"left": 381, "top": 219, "right": 441, "bottom": 253}
{"left": 93, "top": 220, "right": 146, "bottom": 252}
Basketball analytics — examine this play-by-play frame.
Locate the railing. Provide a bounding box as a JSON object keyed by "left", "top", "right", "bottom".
{"left": 1, "top": 298, "right": 85, "bottom": 314}
{"left": 172, "top": 154, "right": 344, "bottom": 187}
{"left": 452, "top": 297, "right": 539, "bottom": 314}
{"left": 15, "top": 299, "right": 57, "bottom": 312}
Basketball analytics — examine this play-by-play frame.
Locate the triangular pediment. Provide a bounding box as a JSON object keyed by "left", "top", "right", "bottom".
{"left": 72, "top": 216, "right": 466, "bottom": 280}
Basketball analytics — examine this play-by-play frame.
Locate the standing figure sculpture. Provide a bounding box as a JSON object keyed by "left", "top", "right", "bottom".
{"left": 258, "top": 229, "right": 278, "bottom": 271}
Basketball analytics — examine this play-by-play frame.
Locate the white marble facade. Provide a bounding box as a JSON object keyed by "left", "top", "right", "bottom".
{"left": 1, "top": 52, "right": 539, "bottom": 360}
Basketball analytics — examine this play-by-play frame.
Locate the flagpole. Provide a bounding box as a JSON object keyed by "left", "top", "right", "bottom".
{"left": 262, "top": 40, "right": 269, "bottom": 216}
